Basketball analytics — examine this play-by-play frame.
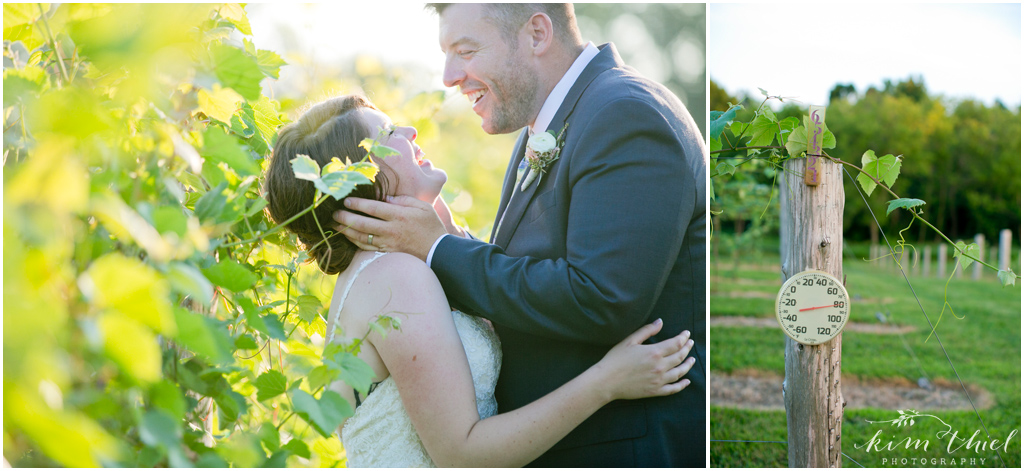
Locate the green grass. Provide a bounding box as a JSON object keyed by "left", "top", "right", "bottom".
{"left": 711, "top": 251, "right": 1021, "bottom": 468}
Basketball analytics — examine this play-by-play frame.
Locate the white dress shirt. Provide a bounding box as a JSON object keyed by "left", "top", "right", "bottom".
{"left": 427, "top": 42, "right": 601, "bottom": 267}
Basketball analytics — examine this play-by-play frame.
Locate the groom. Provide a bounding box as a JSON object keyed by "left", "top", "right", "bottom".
{"left": 334, "top": 3, "right": 705, "bottom": 466}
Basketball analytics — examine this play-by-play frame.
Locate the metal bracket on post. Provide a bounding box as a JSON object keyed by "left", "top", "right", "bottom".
{"left": 805, "top": 105, "right": 826, "bottom": 186}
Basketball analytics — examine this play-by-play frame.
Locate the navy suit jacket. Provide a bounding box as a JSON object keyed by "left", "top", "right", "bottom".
{"left": 432, "top": 43, "right": 706, "bottom": 467}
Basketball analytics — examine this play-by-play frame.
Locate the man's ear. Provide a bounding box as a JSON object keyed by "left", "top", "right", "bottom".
{"left": 524, "top": 12, "right": 554, "bottom": 55}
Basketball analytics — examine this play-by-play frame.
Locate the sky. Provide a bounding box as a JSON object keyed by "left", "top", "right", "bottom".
{"left": 709, "top": 3, "right": 1022, "bottom": 107}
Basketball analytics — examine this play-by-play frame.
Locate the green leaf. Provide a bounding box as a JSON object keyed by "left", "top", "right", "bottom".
{"left": 139, "top": 409, "right": 190, "bottom": 467}
{"left": 201, "top": 259, "right": 257, "bottom": 292}
{"left": 758, "top": 87, "right": 769, "bottom": 97}
{"left": 953, "top": 241, "right": 980, "bottom": 270}
{"left": 240, "top": 299, "right": 287, "bottom": 341}
{"left": 218, "top": 3, "right": 252, "bottom": 35}
{"left": 203, "top": 126, "right": 260, "bottom": 176}
{"left": 257, "top": 422, "right": 281, "bottom": 452}
{"left": 150, "top": 380, "right": 187, "bottom": 421}
{"left": 359, "top": 138, "right": 399, "bottom": 159}
{"left": 256, "top": 49, "right": 287, "bottom": 79}
{"left": 172, "top": 307, "right": 233, "bottom": 364}
{"left": 777, "top": 116, "right": 800, "bottom": 146}
{"left": 210, "top": 43, "right": 264, "bottom": 101}
{"left": 746, "top": 106, "right": 779, "bottom": 147}
{"left": 282, "top": 439, "right": 311, "bottom": 459}
{"left": 235, "top": 334, "right": 259, "bottom": 350}
{"left": 709, "top": 104, "right": 741, "bottom": 140}
{"left": 296, "top": 295, "right": 323, "bottom": 323}
{"left": 307, "top": 365, "right": 339, "bottom": 393}
{"left": 99, "top": 313, "right": 162, "bottom": 384}
{"left": 291, "top": 155, "right": 321, "bottom": 181}
{"left": 194, "top": 181, "right": 245, "bottom": 224}
{"left": 215, "top": 388, "right": 247, "bottom": 423}
{"left": 316, "top": 170, "right": 371, "bottom": 200}
{"left": 249, "top": 96, "right": 283, "bottom": 150}
{"left": 255, "top": 370, "right": 288, "bottom": 402}
{"left": 3, "top": 4, "right": 45, "bottom": 29}
{"left": 326, "top": 351, "right": 376, "bottom": 396}
{"left": 856, "top": 150, "right": 902, "bottom": 196}
{"left": 291, "top": 390, "right": 352, "bottom": 438}
{"left": 784, "top": 125, "right": 807, "bottom": 157}
{"left": 84, "top": 253, "right": 176, "bottom": 335}
{"left": 153, "top": 206, "right": 188, "bottom": 237}
{"left": 997, "top": 268, "right": 1017, "bottom": 287}
{"left": 166, "top": 263, "right": 214, "bottom": 306}
{"left": 886, "top": 198, "right": 926, "bottom": 216}
{"left": 197, "top": 84, "right": 244, "bottom": 123}
{"left": 714, "top": 161, "right": 736, "bottom": 177}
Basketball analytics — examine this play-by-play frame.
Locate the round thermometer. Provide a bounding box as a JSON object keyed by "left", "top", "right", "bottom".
{"left": 775, "top": 270, "right": 850, "bottom": 345}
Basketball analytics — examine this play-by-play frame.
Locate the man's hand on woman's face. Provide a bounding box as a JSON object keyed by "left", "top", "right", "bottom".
{"left": 333, "top": 196, "right": 447, "bottom": 261}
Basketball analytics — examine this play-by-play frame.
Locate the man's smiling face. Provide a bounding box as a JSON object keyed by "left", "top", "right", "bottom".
{"left": 438, "top": 4, "right": 540, "bottom": 135}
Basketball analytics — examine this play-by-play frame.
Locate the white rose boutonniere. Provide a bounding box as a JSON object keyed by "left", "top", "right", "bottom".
{"left": 521, "top": 123, "right": 568, "bottom": 191}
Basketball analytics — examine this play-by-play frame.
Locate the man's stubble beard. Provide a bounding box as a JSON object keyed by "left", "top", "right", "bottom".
{"left": 487, "top": 52, "right": 540, "bottom": 135}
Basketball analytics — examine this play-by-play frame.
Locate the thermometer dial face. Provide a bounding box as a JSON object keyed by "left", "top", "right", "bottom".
{"left": 775, "top": 270, "right": 850, "bottom": 345}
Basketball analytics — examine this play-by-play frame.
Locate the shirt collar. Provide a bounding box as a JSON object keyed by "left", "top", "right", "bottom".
{"left": 529, "top": 41, "right": 600, "bottom": 135}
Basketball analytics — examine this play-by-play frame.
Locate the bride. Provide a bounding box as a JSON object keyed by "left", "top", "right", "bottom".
{"left": 263, "top": 95, "right": 695, "bottom": 467}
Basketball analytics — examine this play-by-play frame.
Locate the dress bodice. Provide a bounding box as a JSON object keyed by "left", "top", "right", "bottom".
{"left": 325, "top": 252, "right": 501, "bottom": 467}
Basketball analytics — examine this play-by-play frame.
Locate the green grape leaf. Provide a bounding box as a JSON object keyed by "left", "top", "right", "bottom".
{"left": 291, "top": 390, "right": 352, "bottom": 438}
{"left": 234, "top": 334, "right": 259, "bottom": 350}
{"left": 210, "top": 43, "right": 263, "bottom": 101}
{"left": 856, "top": 150, "right": 902, "bottom": 196}
{"left": 203, "top": 126, "right": 259, "bottom": 176}
{"left": 201, "top": 259, "right": 257, "bottom": 292}
{"left": 758, "top": 87, "right": 769, "bottom": 97}
{"left": 316, "top": 170, "right": 371, "bottom": 200}
{"left": 240, "top": 300, "right": 288, "bottom": 341}
{"left": 296, "top": 295, "right": 323, "bottom": 323}
{"left": 710, "top": 137, "right": 721, "bottom": 153}
{"left": 291, "top": 154, "right": 320, "bottom": 181}
{"left": 777, "top": 116, "right": 800, "bottom": 146}
{"left": 150, "top": 380, "right": 187, "bottom": 421}
{"left": 249, "top": 96, "right": 283, "bottom": 149}
{"left": 785, "top": 125, "right": 807, "bottom": 157}
{"left": 255, "top": 370, "right": 288, "bottom": 402}
{"left": 307, "top": 365, "right": 339, "bottom": 393}
{"left": 746, "top": 106, "right": 778, "bottom": 147}
{"left": 99, "top": 313, "right": 163, "bottom": 384}
{"left": 167, "top": 262, "right": 214, "bottom": 306}
{"left": 345, "top": 161, "right": 379, "bottom": 182}
{"left": 359, "top": 138, "right": 399, "bottom": 159}
{"left": 172, "top": 307, "right": 233, "bottom": 365}
{"left": 709, "top": 104, "right": 741, "bottom": 140}
{"left": 256, "top": 422, "right": 280, "bottom": 452}
{"left": 256, "top": 49, "right": 287, "bottom": 80}
{"left": 953, "top": 241, "right": 980, "bottom": 270}
{"left": 138, "top": 409, "right": 191, "bottom": 467}
{"left": 84, "top": 253, "right": 176, "bottom": 334}
{"left": 282, "top": 439, "right": 311, "bottom": 459}
{"left": 886, "top": 198, "right": 926, "bottom": 216}
{"left": 218, "top": 3, "right": 251, "bottom": 35}
{"left": 214, "top": 388, "right": 248, "bottom": 423}
{"left": 197, "top": 84, "right": 244, "bottom": 124}
{"left": 715, "top": 161, "right": 736, "bottom": 177}
{"left": 997, "top": 268, "right": 1017, "bottom": 287}
{"left": 3, "top": 4, "right": 45, "bottom": 29}
{"left": 326, "top": 350, "right": 376, "bottom": 396}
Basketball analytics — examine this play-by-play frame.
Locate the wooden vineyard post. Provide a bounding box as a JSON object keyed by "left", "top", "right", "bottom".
{"left": 779, "top": 105, "right": 845, "bottom": 467}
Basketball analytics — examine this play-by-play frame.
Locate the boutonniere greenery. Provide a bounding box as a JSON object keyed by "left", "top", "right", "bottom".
{"left": 521, "top": 123, "right": 568, "bottom": 191}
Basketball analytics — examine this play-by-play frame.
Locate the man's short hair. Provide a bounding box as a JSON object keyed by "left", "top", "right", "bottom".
{"left": 426, "top": 3, "right": 582, "bottom": 50}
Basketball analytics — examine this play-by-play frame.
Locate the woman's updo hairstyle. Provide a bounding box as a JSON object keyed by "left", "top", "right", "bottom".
{"left": 263, "top": 95, "right": 389, "bottom": 275}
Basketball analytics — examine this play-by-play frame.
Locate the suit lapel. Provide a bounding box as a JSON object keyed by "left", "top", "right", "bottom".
{"left": 492, "top": 43, "right": 623, "bottom": 249}
{"left": 490, "top": 128, "right": 529, "bottom": 244}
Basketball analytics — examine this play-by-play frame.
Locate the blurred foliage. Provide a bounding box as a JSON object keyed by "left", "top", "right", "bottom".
{"left": 710, "top": 78, "right": 1022, "bottom": 244}
{"left": 3, "top": 3, "right": 406, "bottom": 467}
{"left": 574, "top": 3, "right": 706, "bottom": 138}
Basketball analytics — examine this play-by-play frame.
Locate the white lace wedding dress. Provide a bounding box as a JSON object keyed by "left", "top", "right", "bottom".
{"left": 325, "top": 252, "right": 502, "bottom": 467}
